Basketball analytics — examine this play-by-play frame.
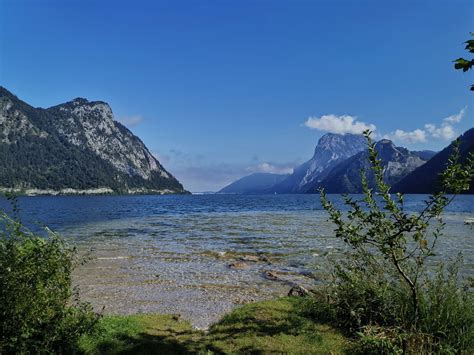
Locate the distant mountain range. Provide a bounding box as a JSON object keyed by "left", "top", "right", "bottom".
{"left": 222, "top": 129, "right": 473, "bottom": 195}
{"left": 0, "top": 87, "right": 187, "bottom": 195}
{"left": 218, "top": 173, "right": 288, "bottom": 194}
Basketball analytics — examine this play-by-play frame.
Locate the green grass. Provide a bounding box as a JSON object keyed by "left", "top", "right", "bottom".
{"left": 205, "top": 297, "right": 350, "bottom": 354}
{"left": 78, "top": 297, "right": 351, "bottom": 354}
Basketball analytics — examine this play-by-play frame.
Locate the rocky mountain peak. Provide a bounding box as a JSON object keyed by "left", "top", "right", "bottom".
{"left": 318, "top": 138, "right": 428, "bottom": 193}
{"left": 71, "top": 97, "right": 89, "bottom": 105}
{"left": 54, "top": 98, "right": 113, "bottom": 120}
{"left": 377, "top": 138, "right": 394, "bottom": 145}
{"left": 271, "top": 133, "right": 367, "bottom": 193}
{"left": 0, "top": 87, "right": 186, "bottom": 194}
{"left": 316, "top": 133, "right": 360, "bottom": 151}
{"left": 375, "top": 139, "right": 411, "bottom": 162}
{"left": 313, "top": 133, "right": 366, "bottom": 160}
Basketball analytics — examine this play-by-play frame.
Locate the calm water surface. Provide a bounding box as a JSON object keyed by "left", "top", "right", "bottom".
{"left": 2, "top": 194, "right": 473, "bottom": 328}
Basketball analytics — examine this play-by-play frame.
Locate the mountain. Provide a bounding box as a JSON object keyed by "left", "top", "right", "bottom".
{"left": 218, "top": 173, "right": 288, "bottom": 194}
{"left": 0, "top": 87, "right": 187, "bottom": 195}
{"left": 412, "top": 150, "right": 437, "bottom": 161}
{"left": 270, "top": 133, "right": 367, "bottom": 193}
{"left": 318, "top": 139, "right": 427, "bottom": 193}
{"left": 393, "top": 128, "right": 474, "bottom": 194}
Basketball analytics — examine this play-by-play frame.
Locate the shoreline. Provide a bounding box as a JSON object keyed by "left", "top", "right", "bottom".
{"left": 0, "top": 187, "right": 190, "bottom": 196}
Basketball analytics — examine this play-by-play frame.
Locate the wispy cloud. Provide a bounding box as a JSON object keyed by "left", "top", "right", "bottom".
{"left": 117, "top": 115, "right": 143, "bottom": 127}
{"left": 385, "top": 106, "right": 467, "bottom": 145}
{"left": 304, "top": 114, "right": 376, "bottom": 135}
{"left": 424, "top": 123, "right": 456, "bottom": 141}
{"left": 443, "top": 106, "right": 466, "bottom": 124}
{"left": 171, "top": 163, "right": 246, "bottom": 192}
{"left": 246, "top": 162, "right": 294, "bottom": 175}
{"left": 385, "top": 129, "right": 427, "bottom": 144}
{"left": 152, "top": 149, "right": 297, "bottom": 192}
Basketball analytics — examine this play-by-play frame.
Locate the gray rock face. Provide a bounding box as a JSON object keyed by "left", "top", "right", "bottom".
{"left": 0, "top": 87, "right": 186, "bottom": 194}
{"left": 271, "top": 133, "right": 367, "bottom": 193}
{"left": 48, "top": 98, "right": 168, "bottom": 181}
{"left": 319, "top": 139, "right": 427, "bottom": 193}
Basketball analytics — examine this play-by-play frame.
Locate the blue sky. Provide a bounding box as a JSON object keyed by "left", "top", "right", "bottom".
{"left": 1, "top": 0, "right": 473, "bottom": 191}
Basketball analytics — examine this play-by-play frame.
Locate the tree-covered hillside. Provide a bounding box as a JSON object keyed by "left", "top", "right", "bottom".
{"left": 0, "top": 87, "right": 186, "bottom": 194}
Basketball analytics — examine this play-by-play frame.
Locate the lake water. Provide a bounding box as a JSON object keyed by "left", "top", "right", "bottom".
{"left": 1, "top": 194, "right": 473, "bottom": 328}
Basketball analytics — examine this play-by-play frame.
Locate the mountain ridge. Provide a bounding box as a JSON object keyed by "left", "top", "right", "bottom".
{"left": 317, "top": 139, "right": 427, "bottom": 193}
{"left": 270, "top": 133, "right": 367, "bottom": 193}
{"left": 0, "top": 87, "right": 187, "bottom": 195}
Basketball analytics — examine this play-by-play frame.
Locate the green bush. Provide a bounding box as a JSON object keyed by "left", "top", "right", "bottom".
{"left": 315, "top": 131, "right": 474, "bottom": 353}
{"left": 0, "top": 209, "right": 98, "bottom": 353}
{"left": 315, "top": 257, "right": 474, "bottom": 353}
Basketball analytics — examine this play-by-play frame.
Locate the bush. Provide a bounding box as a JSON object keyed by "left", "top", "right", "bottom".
{"left": 315, "top": 131, "right": 474, "bottom": 353}
{"left": 316, "top": 257, "right": 474, "bottom": 353}
{"left": 0, "top": 207, "right": 98, "bottom": 353}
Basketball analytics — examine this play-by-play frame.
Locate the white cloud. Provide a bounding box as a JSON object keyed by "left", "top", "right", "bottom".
{"left": 386, "top": 107, "right": 467, "bottom": 145}
{"left": 443, "top": 106, "right": 466, "bottom": 124}
{"left": 304, "top": 114, "right": 376, "bottom": 135}
{"left": 388, "top": 129, "right": 427, "bottom": 144}
{"left": 246, "top": 162, "right": 294, "bottom": 175}
{"left": 424, "top": 123, "right": 456, "bottom": 140}
{"left": 118, "top": 115, "right": 143, "bottom": 127}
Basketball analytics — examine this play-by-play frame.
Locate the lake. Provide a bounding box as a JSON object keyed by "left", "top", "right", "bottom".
{"left": 1, "top": 194, "right": 473, "bottom": 328}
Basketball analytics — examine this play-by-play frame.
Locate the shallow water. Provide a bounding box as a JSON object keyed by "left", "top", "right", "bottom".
{"left": 2, "top": 194, "right": 473, "bottom": 328}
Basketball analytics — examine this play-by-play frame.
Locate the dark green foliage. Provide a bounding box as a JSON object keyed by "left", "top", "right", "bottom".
{"left": 453, "top": 32, "right": 474, "bottom": 91}
{"left": 316, "top": 131, "right": 474, "bottom": 353}
{"left": 0, "top": 206, "right": 98, "bottom": 353}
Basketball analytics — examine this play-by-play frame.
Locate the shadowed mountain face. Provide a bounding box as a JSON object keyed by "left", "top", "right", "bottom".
{"left": 0, "top": 87, "right": 186, "bottom": 194}
{"left": 270, "top": 133, "right": 367, "bottom": 193}
{"left": 393, "top": 128, "right": 474, "bottom": 194}
{"left": 218, "top": 173, "right": 288, "bottom": 194}
{"left": 412, "top": 150, "right": 437, "bottom": 161}
{"left": 318, "top": 139, "right": 427, "bottom": 193}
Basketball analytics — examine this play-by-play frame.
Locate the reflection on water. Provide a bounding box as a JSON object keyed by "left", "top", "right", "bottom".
{"left": 1, "top": 194, "right": 473, "bottom": 328}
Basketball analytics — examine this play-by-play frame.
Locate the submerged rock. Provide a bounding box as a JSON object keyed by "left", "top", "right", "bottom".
{"left": 228, "top": 262, "right": 249, "bottom": 270}
{"left": 288, "top": 285, "right": 310, "bottom": 297}
{"left": 263, "top": 271, "right": 279, "bottom": 281}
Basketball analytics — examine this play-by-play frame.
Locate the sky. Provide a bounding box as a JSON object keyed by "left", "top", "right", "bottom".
{"left": 1, "top": 0, "right": 473, "bottom": 192}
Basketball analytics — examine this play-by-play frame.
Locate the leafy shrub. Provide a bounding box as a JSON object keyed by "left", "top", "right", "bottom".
{"left": 315, "top": 131, "right": 474, "bottom": 353}
{"left": 0, "top": 208, "right": 98, "bottom": 353}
